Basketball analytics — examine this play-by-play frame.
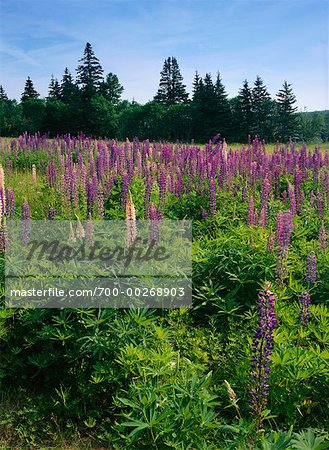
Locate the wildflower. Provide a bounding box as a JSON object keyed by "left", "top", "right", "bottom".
{"left": 224, "top": 380, "right": 241, "bottom": 420}
{"left": 126, "top": 191, "right": 137, "bottom": 247}
{"left": 249, "top": 286, "right": 277, "bottom": 429}
{"left": 276, "top": 210, "right": 293, "bottom": 284}
{"left": 87, "top": 179, "right": 94, "bottom": 216}
{"left": 305, "top": 252, "right": 316, "bottom": 284}
{"left": 260, "top": 204, "right": 267, "bottom": 228}
{"left": 121, "top": 172, "right": 129, "bottom": 209}
{"left": 76, "top": 217, "right": 85, "bottom": 238}
{"left": 148, "top": 202, "right": 158, "bottom": 245}
{"left": 0, "top": 164, "right": 5, "bottom": 215}
{"left": 261, "top": 177, "right": 271, "bottom": 207}
{"left": 48, "top": 207, "right": 56, "bottom": 220}
{"left": 318, "top": 221, "right": 327, "bottom": 251}
{"left": 32, "top": 164, "right": 37, "bottom": 183}
{"left": 209, "top": 178, "right": 217, "bottom": 216}
{"left": 298, "top": 292, "right": 311, "bottom": 326}
{"left": 201, "top": 208, "right": 208, "bottom": 219}
{"left": 247, "top": 197, "right": 255, "bottom": 226}
{"left": 6, "top": 188, "right": 15, "bottom": 218}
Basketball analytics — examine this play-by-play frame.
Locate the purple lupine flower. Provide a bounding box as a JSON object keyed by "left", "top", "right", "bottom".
{"left": 259, "top": 204, "right": 267, "bottom": 228}
{"left": 288, "top": 182, "right": 296, "bottom": 216}
{"left": 276, "top": 211, "right": 293, "bottom": 248}
{"left": 0, "top": 225, "right": 5, "bottom": 252}
{"left": 71, "top": 167, "right": 79, "bottom": 210}
{"left": 6, "top": 188, "right": 15, "bottom": 218}
{"left": 201, "top": 208, "right": 209, "bottom": 219}
{"left": 158, "top": 165, "right": 167, "bottom": 213}
{"left": 294, "top": 168, "right": 304, "bottom": 212}
{"left": 21, "top": 200, "right": 31, "bottom": 244}
{"left": 89, "top": 152, "right": 95, "bottom": 177}
{"left": 86, "top": 179, "right": 94, "bottom": 216}
{"left": 97, "top": 187, "right": 104, "bottom": 218}
{"left": 126, "top": 191, "right": 137, "bottom": 247}
{"left": 318, "top": 221, "right": 327, "bottom": 251}
{"left": 6, "top": 158, "right": 12, "bottom": 175}
{"left": 267, "top": 231, "right": 275, "bottom": 252}
{"left": 298, "top": 292, "right": 311, "bottom": 326}
{"left": 48, "top": 207, "right": 56, "bottom": 220}
{"left": 144, "top": 174, "right": 154, "bottom": 218}
{"left": 247, "top": 197, "right": 255, "bottom": 226}
{"left": 121, "top": 172, "right": 129, "bottom": 209}
{"left": 276, "top": 210, "right": 293, "bottom": 284}
{"left": 209, "top": 178, "right": 217, "bottom": 216}
{"left": 261, "top": 177, "right": 271, "bottom": 207}
{"left": 148, "top": 202, "right": 158, "bottom": 245}
{"left": 249, "top": 286, "right": 277, "bottom": 429}
{"left": 96, "top": 152, "right": 104, "bottom": 181}
{"left": 305, "top": 252, "right": 316, "bottom": 284}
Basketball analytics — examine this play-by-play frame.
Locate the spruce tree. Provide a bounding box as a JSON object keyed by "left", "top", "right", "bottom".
{"left": 238, "top": 80, "right": 253, "bottom": 139}
{"left": 76, "top": 42, "right": 104, "bottom": 100}
{"left": 251, "top": 76, "right": 273, "bottom": 140}
{"left": 192, "top": 71, "right": 202, "bottom": 98}
{"left": 276, "top": 81, "right": 298, "bottom": 141}
{"left": 60, "top": 68, "right": 78, "bottom": 103}
{"left": 191, "top": 73, "right": 217, "bottom": 141}
{"left": 0, "top": 85, "right": 8, "bottom": 101}
{"left": 48, "top": 75, "right": 61, "bottom": 100}
{"left": 100, "top": 72, "right": 124, "bottom": 105}
{"left": 21, "top": 77, "right": 39, "bottom": 102}
{"left": 154, "top": 57, "right": 188, "bottom": 105}
{"left": 214, "top": 72, "right": 232, "bottom": 137}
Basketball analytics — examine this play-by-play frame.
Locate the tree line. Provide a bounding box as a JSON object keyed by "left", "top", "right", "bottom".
{"left": 0, "top": 42, "right": 328, "bottom": 142}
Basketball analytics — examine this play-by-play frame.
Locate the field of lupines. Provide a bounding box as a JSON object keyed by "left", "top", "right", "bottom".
{"left": 0, "top": 133, "right": 329, "bottom": 449}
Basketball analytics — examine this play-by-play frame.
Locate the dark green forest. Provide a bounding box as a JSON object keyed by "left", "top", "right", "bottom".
{"left": 0, "top": 43, "right": 328, "bottom": 142}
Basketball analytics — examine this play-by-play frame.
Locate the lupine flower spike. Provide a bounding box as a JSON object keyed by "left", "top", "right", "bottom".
{"left": 318, "top": 222, "right": 326, "bottom": 251}
{"left": 76, "top": 216, "right": 85, "bottom": 239}
{"left": 126, "top": 191, "right": 137, "bottom": 247}
{"left": 249, "top": 284, "right": 276, "bottom": 429}
{"left": 32, "top": 164, "right": 37, "bottom": 183}
{"left": 298, "top": 292, "right": 311, "bottom": 326}
{"left": 305, "top": 252, "right": 316, "bottom": 284}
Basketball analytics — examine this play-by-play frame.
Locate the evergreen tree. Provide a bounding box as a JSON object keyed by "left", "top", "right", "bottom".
{"left": 251, "top": 76, "right": 273, "bottom": 140}
{"left": 192, "top": 71, "right": 202, "bottom": 98}
{"left": 76, "top": 42, "right": 104, "bottom": 100}
{"left": 100, "top": 72, "right": 124, "bottom": 105}
{"left": 48, "top": 75, "right": 61, "bottom": 100}
{"left": 214, "top": 72, "right": 232, "bottom": 137}
{"left": 0, "top": 85, "right": 8, "bottom": 101}
{"left": 21, "top": 77, "right": 39, "bottom": 102}
{"left": 276, "top": 81, "right": 298, "bottom": 141}
{"left": 60, "top": 68, "right": 78, "bottom": 103}
{"left": 154, "top": 57, "right": 188, "bottom": 105}
{"left": 238, "top": 80, "right": 253, "bottom": 139}
{"left": 191, "top": 73, "right": 216, "bottom": 141}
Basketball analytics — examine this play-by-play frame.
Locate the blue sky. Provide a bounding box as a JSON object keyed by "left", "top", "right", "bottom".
{"left": 0, "top": 0, "right": 328, "bottom": 110}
